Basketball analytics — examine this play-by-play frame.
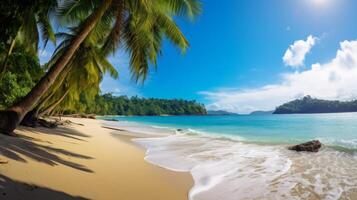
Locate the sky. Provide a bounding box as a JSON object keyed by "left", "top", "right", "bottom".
{"left": 40, "top": 0, "right": 357, "bottom": 114}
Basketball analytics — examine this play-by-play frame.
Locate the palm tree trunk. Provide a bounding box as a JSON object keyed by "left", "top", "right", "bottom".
{"left": 0, "top": 37, "right": 16, "bottom": 79}
{"left": 39, "top": 89, "right": 69, "bottom": 117}
{"left": 0, "top": 0, "right": 113, "bottom": 135}
{"left": 27, "top": 63, "right": 73, "bottom": 120}
{"left": 21, "top": 88, "right": 58, "bottom": 126}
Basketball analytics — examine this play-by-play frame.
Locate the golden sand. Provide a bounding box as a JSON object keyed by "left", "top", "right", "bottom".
{"left": 0, "top": 118, "right": 193, "bottom": 200}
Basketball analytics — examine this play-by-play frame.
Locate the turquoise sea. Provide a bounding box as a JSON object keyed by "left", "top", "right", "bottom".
{"left": 101, "top": 113, "right": 357, "bottom": 200}
{"left": 103, "top": 113, "right": 357, "bottom": 150}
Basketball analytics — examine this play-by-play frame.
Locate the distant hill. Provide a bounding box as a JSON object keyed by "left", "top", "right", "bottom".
{"left": 249, "top": 110, "right": 274, "bottom": 115}
{"left": 274, "top": 96, "right": 357, "bottom": 114}
{"left": 207, "top": 110, "right": 239, "bottom": 115}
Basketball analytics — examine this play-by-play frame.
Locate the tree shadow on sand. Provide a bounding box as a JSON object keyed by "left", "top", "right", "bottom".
{"left": 0, "top": 174, "right": 90, "bottom": 200}
{"left": 20, "top": 126, "right": 91, "bottom": 142}
{"left": 0, "top": 126, "right": 94, "bottom": 173}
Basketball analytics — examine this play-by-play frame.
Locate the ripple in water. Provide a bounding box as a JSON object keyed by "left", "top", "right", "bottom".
{"left": 134, "top": 134, "right": 357, "bottom": 200}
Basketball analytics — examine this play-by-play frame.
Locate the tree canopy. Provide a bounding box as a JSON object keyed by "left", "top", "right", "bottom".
{"left": 274, "top": 96, "right": 357, "bottom": 114}
{"left": 0, "top": 44, "right": 44, "bottom": 109}
{"left": 61, "top": 93, "right": 207, "bottom": 116}
{"left": 0, "top": 0, "right": 202, "bottom": 134}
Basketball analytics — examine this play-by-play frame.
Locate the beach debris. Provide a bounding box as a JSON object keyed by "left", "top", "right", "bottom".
{"left": 87, "top": 114, "right": 96, "bottom": 119}
{"left": 62, "top": 114, "right": 96, "bottom": 119}
{"left": 105, "top": 118, "right": 119, "bottom": 122}
{"left": 0, "top": 159, "right": 8, "bottom": 164}
{"left": 289, "top": 140, "right": 322, "bottom": 152}
{"left": 21, "top": 117, "right": 57, "bottom": 129}
{"left": 38, "top": 119, "right": 57, "bottom": 128}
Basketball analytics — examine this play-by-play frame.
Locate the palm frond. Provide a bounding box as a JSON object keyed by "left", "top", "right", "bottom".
{"left": 37, "top": 13, "right": 56, "bottom": 47}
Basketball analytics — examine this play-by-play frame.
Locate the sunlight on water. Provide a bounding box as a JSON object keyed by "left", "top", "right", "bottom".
{"left": 104, "top": 113, "right": 357, "bottom": 150}
{"left": 101, "top": 113, "right": 357, "bottom": 199}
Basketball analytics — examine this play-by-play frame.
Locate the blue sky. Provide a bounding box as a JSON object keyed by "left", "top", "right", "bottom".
{"left": 40, "top": 0, "right": 357, "bottom": 113}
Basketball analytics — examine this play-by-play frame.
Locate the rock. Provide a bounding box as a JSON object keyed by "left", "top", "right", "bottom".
{"left": 289, "top": 140, "right": 322, "bottom": 152}
{"left": 177, "top": 129, "right": 183, "bottom": 132}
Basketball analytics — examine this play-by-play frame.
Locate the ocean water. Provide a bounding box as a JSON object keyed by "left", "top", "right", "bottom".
{"left": 101, "top": 113, "right": 357, "bottom": 200}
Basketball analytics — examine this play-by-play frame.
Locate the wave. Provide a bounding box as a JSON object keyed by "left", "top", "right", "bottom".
{"left": 171, "top": 127, "right": 357, "bottom": 152}
{"left": 102, "top": 118, "right": 357, "bottom": 199}
{"left": 318, "top": 138, "right": 357, "bottom": 153}
{"left": 104, "top": 116, "right": 357, "bottom": 155}
{"left": 133, "top": 135, "right": 293, "bottom": 200}
{"left": 114, "top": 120, "right": 356, "bottom": 200}
{"left": 134, "top": 133, "right": 357, "bottom": 200}
{"left": 102, "top": 120, "right": 174, "bottom": 136}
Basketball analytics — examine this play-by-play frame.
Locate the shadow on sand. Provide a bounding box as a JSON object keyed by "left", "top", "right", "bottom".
{"left": 22, "top": 125, "right": 91, "bottom": 141}
{"left": 0, "top": 174, "right": 89, "bottom": 200}
{"left": 0, "top": 126, "right": 94, "bottom": 173}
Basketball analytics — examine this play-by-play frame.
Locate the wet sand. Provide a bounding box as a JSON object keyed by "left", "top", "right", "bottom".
{"left": 0, "top": 118, "right": 193, "bottom": 200}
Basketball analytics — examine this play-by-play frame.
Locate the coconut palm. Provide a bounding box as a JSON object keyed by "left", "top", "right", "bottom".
{"left": 38, "top": 31, "right": 118, "bottom": 117}
{"left": 23, "top": 29, "right": 118, "bottom": 122}
{"left": 0, "top": 0, "right": 201, "bottom": 134}
{"left": 0, "top": 0, "right": 57, "bottom": 77}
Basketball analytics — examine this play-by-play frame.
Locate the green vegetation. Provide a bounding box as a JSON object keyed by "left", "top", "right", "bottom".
{"left": 0, "top": 0, "right": 202, "bottom": 134}
{"left": 274, "top": 96, "right": 357, "bottom": 114}
{"left": 0, "top": 44, "right": 44, "bottom": 109}
{"left": 62, "top": 94, "right": 206, "bottom": 116}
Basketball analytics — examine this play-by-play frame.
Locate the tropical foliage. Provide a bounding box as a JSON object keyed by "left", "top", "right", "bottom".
{"left": 62, "top": 94, "right": 207, "bottom": 116}
{"left": 0, "top": 44, "right": 43, "bottom": 109}
{"left": 0, "top": 0, "right": 202, "bottom": 134}
{"left": 274, "top": 96, "right": 357, "bottom": 114}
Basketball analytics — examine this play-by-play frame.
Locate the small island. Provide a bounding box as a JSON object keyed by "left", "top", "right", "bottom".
{"left": 207, "top": 110, "right": 239, "bottom": 115}
{"left": 274, "top": 96, "right": 357, "bottom": 114}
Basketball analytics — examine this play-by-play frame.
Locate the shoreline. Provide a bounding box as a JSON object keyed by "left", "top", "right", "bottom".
{"left": 1, "top": 116, "right": 356, "bottom": 199}
{"left": 116, "top": 116, "right": 357, "bottom": 200}
{"left": 0, "top": 117, "right": 193, "bottom": 200}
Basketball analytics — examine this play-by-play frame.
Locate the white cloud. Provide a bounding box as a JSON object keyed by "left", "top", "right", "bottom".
{"left": 283, "top": 35, "right": 317, "bottom": 68}
{"left": 201, "top": 40, "right": 357, "bottom": 114}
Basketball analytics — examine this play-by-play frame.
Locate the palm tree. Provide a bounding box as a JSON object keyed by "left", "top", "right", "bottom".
{"left": 0, "top": 0, "right": 201, "bottom": 135}
{"left": 38, "top": 31, "right": 118, "bottom": 117}
{"left": 0, "top": 0, "right": 57, "bottom": 77}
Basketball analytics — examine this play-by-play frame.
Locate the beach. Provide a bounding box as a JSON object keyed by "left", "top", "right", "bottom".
{"left": 1, "top": 115, "right": 357, "bottom": 200}
{"left": 0, "top": 118, "right": 193, "bottom": 200}
{"left": 104, "top": 115, "right": 357, "bottom": 200}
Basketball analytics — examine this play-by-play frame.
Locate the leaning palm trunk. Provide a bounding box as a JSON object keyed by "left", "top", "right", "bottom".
{"left": 0, "top": 0, "right": 113, "bottom": 135}
{"left": 39, "top": 89, "right": 69, "bottom": 117}
{"left": 0, "top": 37, "right": 16, "bottom": 79}
{"left": 25, "top": 63, "right": 74, "bottom": 121}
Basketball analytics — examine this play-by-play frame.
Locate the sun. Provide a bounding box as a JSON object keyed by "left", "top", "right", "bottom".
{"left": 312, "top": 0, "right": 331, "bottom": 7}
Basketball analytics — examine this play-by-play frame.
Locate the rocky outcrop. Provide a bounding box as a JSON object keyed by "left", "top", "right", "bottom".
{"left": 288, "top": 140, "right": 322, "bottom": 152}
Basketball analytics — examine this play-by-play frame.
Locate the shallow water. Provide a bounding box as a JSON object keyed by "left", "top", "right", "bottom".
{"left": 101, "top": 113, "right": 357, "bottom": 200}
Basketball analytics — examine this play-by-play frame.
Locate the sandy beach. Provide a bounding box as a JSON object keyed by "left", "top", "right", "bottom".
{"left": 0, "top": 118, "right": 193, "bottom": 200}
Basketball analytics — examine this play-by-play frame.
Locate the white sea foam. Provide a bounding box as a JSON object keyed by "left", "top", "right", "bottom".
{"left": 132, "top": 130, "right": 357, "bottom": 200}
{"left": 134, "top": 134, "right": 295, "bottom": 200}
{"left": 103, "top": 120, "right": 174, "bottom": 136}
{"left": 107, "top": 120, "right": 357, "bottom": 199}
{"left": 323, "top": 138, "right": 357, "bottom": 150}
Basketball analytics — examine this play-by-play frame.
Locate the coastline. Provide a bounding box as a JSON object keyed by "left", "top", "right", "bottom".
{"left": 113, "top": 115, "right": 357, "bottom": 200}
{"left": 0, "top": 117, "right": 193, "bottom": 200}
{"left": 1, "top": 116, "right": 357, "bottom": 199}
